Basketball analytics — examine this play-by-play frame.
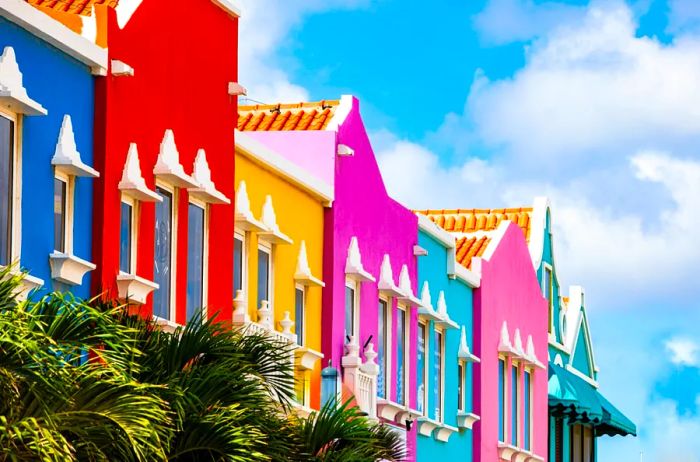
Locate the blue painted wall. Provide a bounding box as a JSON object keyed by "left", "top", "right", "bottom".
{"left": 416, "top": 229, "right": 475, "bottom": 461}
{"left": 0, "top": 17, "right": 96, "bottom": 299}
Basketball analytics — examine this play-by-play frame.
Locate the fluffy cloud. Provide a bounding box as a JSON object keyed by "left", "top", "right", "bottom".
{"left": 665, "top": 337, "right": 700, "bottom": 367}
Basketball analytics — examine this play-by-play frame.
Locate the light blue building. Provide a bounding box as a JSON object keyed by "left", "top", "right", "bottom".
{"left": 0, "top": 1, "right": 106, "bottom": 299}
{"left": 414, "top": 214, "right": 481, "bottom": 460}
{"left": 523, "top": 198, "right": 636, "bottom": 462}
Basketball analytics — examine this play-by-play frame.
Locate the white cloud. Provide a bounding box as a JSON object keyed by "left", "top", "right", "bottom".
{"left": 668, "top": 0, "right": 700, "bottom": 34}
{"left": 237, "top": 0, "right": 368, "bottom": 103}
{"left": 665, "top": 337, "right": 700, "bottom": 367}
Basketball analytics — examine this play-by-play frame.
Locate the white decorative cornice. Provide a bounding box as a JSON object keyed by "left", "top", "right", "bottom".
{"left": 498, "top": 321, "right": 516, "bottom": 354}
{"left": 0, "top": 46, "right": 46, "bottom": 115}
{"left": 234, "top": 181, "right": 265, "bottom": 232}
{"left": 526, "top": 335, "right": 545, "bottom": 369}
{"left": 51, "top": 115, "right": 99, "bottom": 177}
{"left": 153, "top": 130, "right": 198, "bottom": 188}
{"left": 434, "top": 291, "right": 458, "bottom": 329}
{"left": 345, "top": 237, "right": 375, "bottom": 282}
{"left": 417, "top": 281, "right": 440, "bottom": 320}
{"left": 294, "top": 241, "right": 324, "bottom": 287}
{"left": 118, "top": 143, "right": 161, "bottom": 202}
{"left": 378, "top": 254, "right": 403, "bottom": 297}
{"left": 257, "top": 195, "right": 293, "bottom": 245}
{"left": 188, "top": 149, "right": 230, "bottom": 204}
{"left": 458, "top": 325, "right": 480, "bottom": 362}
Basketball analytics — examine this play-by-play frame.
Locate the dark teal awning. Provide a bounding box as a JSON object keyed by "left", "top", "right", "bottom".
{"left": 548, "top": 362, "right": 636, "bottom": 437}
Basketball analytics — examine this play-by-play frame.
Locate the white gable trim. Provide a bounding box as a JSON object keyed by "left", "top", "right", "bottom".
{"left": 528, "top": 196, "right": 550, "bottom": 270}
{"left": 324, "top": 94, "right": 353, "bottom": 132}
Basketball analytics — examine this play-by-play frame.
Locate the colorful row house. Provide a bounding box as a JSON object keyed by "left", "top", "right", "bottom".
{"left": 238, "top": 96, "right": 425, "bottom": 459}
{"left": 0, "top": 0, "right": 107, "bottom": 299}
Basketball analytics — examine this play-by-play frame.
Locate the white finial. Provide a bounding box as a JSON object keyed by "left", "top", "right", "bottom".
{"left": 232, "top": 289, "right": 250, "bottom": 324}
{"left": 280, "top": 311, "right": 294, "bottom": 335}
{"left": 361, "top": 342, "right": 379, "bottom": 376}
{"left": 257, "top": 300, "right": 272, "bottom": 330}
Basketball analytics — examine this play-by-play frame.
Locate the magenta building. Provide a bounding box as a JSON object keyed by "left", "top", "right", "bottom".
{"left": 238, "top": 96, "right": 422, "bottom": 459}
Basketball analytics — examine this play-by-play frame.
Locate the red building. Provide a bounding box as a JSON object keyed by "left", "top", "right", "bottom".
{"left": 28, "top": 0, "right": 241, "bottom": 325}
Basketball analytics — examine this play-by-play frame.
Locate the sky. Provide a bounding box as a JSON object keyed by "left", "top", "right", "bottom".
{"left": 237, "top": 0, "right": 700, "bottom": 459}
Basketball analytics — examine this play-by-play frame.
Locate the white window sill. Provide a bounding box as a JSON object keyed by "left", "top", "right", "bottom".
{"left": 456, "top": 411, "right": 480, "bottom": 430}
{"left": 116, "top": 273, "right": 158, "bottom": 305}
{"left": 49, "top": 251, "right": 96, "bottom": 286}
{"left": 295, "top": 346, "right": 324, "bottom": 371}
{"left": 294, "top": 272, "right": 324, "bottom": 288}
{"left": 376, "top": 398, "right": 407, "bottom": 422}
{"left": 434, "top": 422, "right": 459, "bottom": 442}
{"left": 153, "top": 315, "right": 181, "bottom": 334}
{"left": 257, "top": 228, "right": 293, "bottom": 245}
{"left": 234, "top": 211, "right": 267, "bottom": 232}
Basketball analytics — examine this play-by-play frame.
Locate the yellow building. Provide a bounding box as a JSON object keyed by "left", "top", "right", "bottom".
{"left": 233, "top": 132, "right": 331, "bottom": 412}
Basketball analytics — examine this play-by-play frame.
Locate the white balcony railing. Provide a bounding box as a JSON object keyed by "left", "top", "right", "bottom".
{"left": 341, "top": 337, "right": 379, "bottom": 419}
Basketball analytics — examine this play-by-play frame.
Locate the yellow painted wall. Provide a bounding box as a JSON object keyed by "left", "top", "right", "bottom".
{"left": 234, "top": 149, "right": 325, "bottom": 409}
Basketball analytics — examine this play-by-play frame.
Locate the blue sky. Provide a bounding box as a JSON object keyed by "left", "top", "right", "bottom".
{"left": 238, "top": 0, "right": 700, "bottom": 459}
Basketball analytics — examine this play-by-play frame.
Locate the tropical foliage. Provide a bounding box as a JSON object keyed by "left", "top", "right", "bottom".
{"left": 0, "top": 270, "right": 405, "bottom": 461}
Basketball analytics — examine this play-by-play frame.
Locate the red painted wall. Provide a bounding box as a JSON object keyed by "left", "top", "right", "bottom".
{"left": 92, "top": 1, "right": 238, "bottom": 322}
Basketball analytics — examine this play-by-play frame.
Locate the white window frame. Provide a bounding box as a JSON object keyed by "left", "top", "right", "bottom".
{"left": 511, "top": 361, "right": 521, "bottom": 447}
{"left": 344, "top": 278, "right": 359, "bottom": 340}
{"left": 542, "top": 263, "right": 554, "bottom": 335}
{"left": 119, "top": 194, "right": 139, "bottom": 275}
{"left": 53, "top": 170, "right": 75, "bottom": 254}
{"left": 257, "top": 239, "right": 273, "bottom": 312}
{"left": 434, "top": 324, "right": 444, "bottom": 422}
{"left": 0, "top": 108, "right": 21, "bottom": 265}
{"left": 498, "top": 354, "right": 507, "bottom": 443}
{"left": 154, "top": 180, "right": 178, "bottom": 322}
{"left": 294, "top": 282, "right": 306, "bottom": 345}
{"left": 379, "top": 296, "right": 393, "bottom": 400}
{"left": 524, "top": 367, "right": 534, "bottom": 451}
{"left": 418, "top": 319, "right": 428, "bottom": 415}
{"left": 187, "top": 198, "right": 209, "bottom": 318}
{"left": 233, "top": 228, "right": 247, "bottom": 296}
{"left": 457, "top": 359, "right": 467, "bottom": 413}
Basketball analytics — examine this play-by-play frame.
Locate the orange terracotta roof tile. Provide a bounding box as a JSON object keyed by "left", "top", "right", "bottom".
{"left": 238, "top": 100, "right": 340, "bottom": 132}
{"left": 26, "top": 0, "right": 117, "bottom": 16}
{"left": 416, "top": 207, "right": 533, "bottom": 242}
{"left": 455, "top": 235, "right": 491, "bottom": 269}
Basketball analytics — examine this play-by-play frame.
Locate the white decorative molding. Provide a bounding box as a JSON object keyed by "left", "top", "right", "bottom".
{"left": 234, "top": 181, "right": 265, "bottom": 232}
{"left": 118, "top": 143, "right": 162, "bottom": 202}
{"left": 378, "top": 254, "right": 403, "bottom": 297}
{"left": 51, "top": 115, "right": 99, "bottom": 177}
{"left": 111, "top": 60, "right": 134, "bottom": 77}
{"left": 397, "top": 264, "right": 423, "bottom": 306}
{"left": 413, "top": 245, "right": 428, "bottom": 256}
{"left": 295, "top": 346, "right": 324, "bottom": 370}
{"left": 458, "top": 326, "right": 480, "bottom": 363}
{"left": 116, "top": 274, "right": 158, "bottom": 305}
{"left": 513, "top": 329, "right": 526, "bottom": 358}
{"left": 525, "top": 335, "right": 545, "bottom": 369}
{"left": 498, "top": 443, "right": 519, "bottom": 460}
{"left": 345, "top": 237, "right": 375, "bottom": 282}
{"left": 257, "top": 195, "right": 293, "bottom": 245}
{"left": 0, "top": 46, "right": 46, "bottom": 115}
{"left": 279, "top": 311, "right": 297, "bottom": 343}
{"left": 324, "top": 94, "right": 353, "bottom": 132}
{"left": 376, "top": 399, "right": 405, "bottom": 422}
{"left": 49, "top": 251, "right": 96, "bottom": 285}
{"left": 257, "top": 300, "right": 273, "bottom": 330}
{"left": 337, "top": 144, "right": 354, "bottom": 156}
{"left": 452, "top": 263, "right": 480, "bottom": 288}
{"left": 188, "top": 149, "right": 230, "bottom": 204}
{"left": 456, "top": 412, "right": 480, "bottom": 430}
{"left": 553, "top": 353, "right": 564, "bottom": 367}
{"left": 294, "top": 241, "right": 324, "bottom": 287}
{"left": 153, "top": 316, "right": 180, "bottom": 334}
{"left": 232, "top": 289, "right": 250, "bottom": 324}
{"left": 434, "top": 291, "right": 458, "bottom": 329}
{"left": 212, "top": 0, "right": 241, "bottom": 17}
{"left": 417, "top": 281, "right": 440, "bottom": 320}
{"left": 228, "top": 82, "right": 247, "bottom": 96}
{"left": 17, "top": 273, "right": 43, "bottom": 301}
{"left": 417, "top": 417, "right": 439, "bottom": 437}
{"left": 342, "top": 337, "right": 378, "bottom": 419}
{"left": 498, "top": 321, "right": 517, "bottom": 355}
{"left": 115, "top": 0, "right": 143, "bottom": 29}
{"left": 434, "top": 424, "right": 459, "bottom": 442}
{"left": 153, "top": 130, "right": 198, "bottom": 188}
{"left": 528, "top": 196, "right": 550, "bottom": 270}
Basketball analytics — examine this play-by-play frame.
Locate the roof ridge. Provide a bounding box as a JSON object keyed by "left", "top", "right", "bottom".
{"left": 415, "top": 206, "right": 534, "bottom": 215}
{"left": 239, "top": 100, "right": 340, "bottom": 112}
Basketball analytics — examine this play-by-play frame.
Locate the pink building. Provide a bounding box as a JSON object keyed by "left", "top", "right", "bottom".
{"left": 238, "top": 96, "right": 422, "bottom": 460}
{"left": 418, "top": 210, "right": 549, "bottom": 462}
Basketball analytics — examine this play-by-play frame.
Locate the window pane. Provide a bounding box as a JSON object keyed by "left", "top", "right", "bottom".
{"left": 186, "top": 204, "right": 205, "bottom": 322}
{"left": 458, "top": 362, "right": 465, "bottom": 412}
{"left": 120, "top": 202, "right": 132, "bottom": 273}
{"left": 434, "top": 330, "right": 443, "bottom": 421}
{"left": 0, "top": 116, "right": 13, "bottom": 266}
{"left": 53, "top": 178, "right": 66, "bottom": 253}
{"left": 344, "top": 285, "right": 355, "bottom": 341}
{"left": 524, "top": 371, "right": 531, "bottom": 450}
{"left": 498, "top": 359, "right": 505, "bottom": 442}
{"left": 153, "top": 187, "right": 172, "bottom": 319}
{"left": 396, "top": 308, "right": 406, "bottom": 405}
{"left": 572, "top": 425, "right": 582, "bottom": 462}
{"left": 378, "top": 299, "right": 388, "bottom": 399}
{"left": 257, "top": 248, "right": 270, "bottom": 308}
{"left": 416, "top": 322, "right": 426, "bottom": 413}
{"left": 511, "top": 366, "right": 518, "bottom": 445}
{"left": 295, "top": 288, "right": 304, "bottom": 344}
{"left": 233, "top": 236, "right": 243, "bottom": 293}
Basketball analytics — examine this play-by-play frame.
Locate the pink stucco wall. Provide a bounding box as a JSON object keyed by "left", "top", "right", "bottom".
{"left": 473, "top": 223, "right": 549, "bottom": 462}
{"left": 323, "top": 97, "right": 420, "bottom": 460}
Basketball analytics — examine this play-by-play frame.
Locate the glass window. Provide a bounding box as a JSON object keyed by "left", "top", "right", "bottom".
{"left": 53, "top": 177, "right": 67, "bottom": 253}
{"left": 378, "top": 298, "right": 389, "bottom": 399}
{"left": 511, "top": 365, "right": 519, "bottom": 446}
{"left": 498, "top": 358, "right": 505, "bottom": 442}
{"left": 233, "top": 234, "right": 243, "bottom": 294}
{"left": 416, "top": 321, "right": 426, "bottom": 414}
{"left": 0, "top": 115, "right": 14, "bottom": 266}
{"left": 458, "top": 361, "right": 465, "bottom": 412}
{"left": 571, "top": 425, "right": 582, "bottom": 462}
{"left": 120, "top": 201, "right": 132, "bottom": 273}
{"left": 186, "top": 204, "right": 205, "bottom": 322}
{"left": 434, "top": 329, "right": 443, "bottom": 421}
{"left": 524, "top": 370, "right": 532, "bottom": 450}
{"left": 257, "top": 246, "right": 271, "bottom": 308}
{"left": 396, "top": 307, "right": 406, "bottom": 405}
{"left": 344, "top": 283, "right": 355, "bottom": 341}
{"left": 295, "top": 286, "right": 305, "bottom": 344}
{"left": 153, "top": 186, "right": 173, "bottom": 319}
{"left": 544, "top": 266, "right": 553, "bottom": 332}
